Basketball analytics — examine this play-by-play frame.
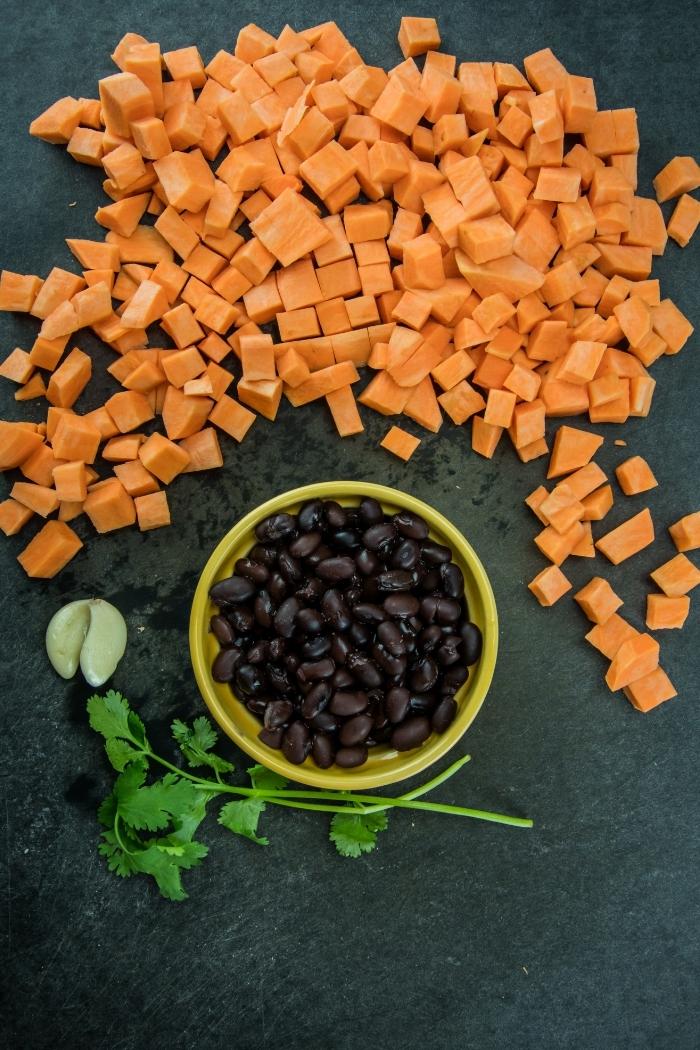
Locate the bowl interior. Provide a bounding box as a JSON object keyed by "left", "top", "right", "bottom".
{"left": 189, "top": 482, "right": 498, "bottom": 790}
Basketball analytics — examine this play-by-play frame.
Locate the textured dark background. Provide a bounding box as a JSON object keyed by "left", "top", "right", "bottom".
{"left": 1, "top": 2, "right": 698, "bottom": 1048}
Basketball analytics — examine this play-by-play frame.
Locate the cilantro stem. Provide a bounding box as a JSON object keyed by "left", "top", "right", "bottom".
{"left": 113, "top": 813, "right": 134, "bottom": 855}
{"left": 147, "top": 748, "right": 531, "bottom": 827}
{"left": 257, "top": 795, "right": 533, "bottom": 827}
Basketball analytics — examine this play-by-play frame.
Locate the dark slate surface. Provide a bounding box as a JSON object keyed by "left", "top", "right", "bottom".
{"left": 1, "top": 2, "right": 699, "bottom": 1048}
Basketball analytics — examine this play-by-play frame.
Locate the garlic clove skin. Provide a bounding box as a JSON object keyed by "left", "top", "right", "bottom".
{"left": 79, "top": 599, "right": 128, "bottom": 687}
{"left": 46, "top": 600, "right": 92, "bottom": 679}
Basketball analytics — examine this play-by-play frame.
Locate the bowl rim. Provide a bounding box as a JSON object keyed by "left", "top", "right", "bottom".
{"left": 189, "top": 481, "right": 498, "bottom": 790}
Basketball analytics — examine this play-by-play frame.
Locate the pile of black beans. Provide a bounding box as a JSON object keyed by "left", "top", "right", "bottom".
{"left": 208, "top": 497, "right": 483, "bottom": 770}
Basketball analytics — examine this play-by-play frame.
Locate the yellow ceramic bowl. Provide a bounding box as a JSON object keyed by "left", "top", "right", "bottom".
{"left": 190, "top": 482, "right": 498, "bottom": 790}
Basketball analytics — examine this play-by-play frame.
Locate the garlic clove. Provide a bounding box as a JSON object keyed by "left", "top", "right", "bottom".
{"left": 79, "top": 599, "right": 128, "bottom": 687}
{"left": 46, "top": 600, "right": 92, "bottom": 679}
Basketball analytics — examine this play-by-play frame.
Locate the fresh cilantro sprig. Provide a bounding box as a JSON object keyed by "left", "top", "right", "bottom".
{"left": 87, "top": 691, "right": 533, "bottom": 899}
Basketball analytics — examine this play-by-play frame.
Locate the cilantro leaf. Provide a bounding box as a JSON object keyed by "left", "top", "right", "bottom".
{"left": 88, "top": 691, "right": 149, "bottom": 750}
{"left": 99, "top": 829, "right": 141, "bottom": 878}
{"left": 248, "top": 764, "right": 289, "bottom": 793}
{"left": 105, "top": 737, "right": 143, "bottom": 772}
{"left": 116, "top": 769, "right": 202, "bottom": 833}
{"left": 330, "top": 810, "right": 389, "bottom": 858}
{"left": 171, "top": 717, "right": 234, "bottom": 775}
{"left": 134, "top": 840, "right": 209, "bottom": 901}
{"left": 169, "top": 790, "right": 212, "bottom": 845}
{"left": 218, "top": 797, "right": 269, "bottom": 846}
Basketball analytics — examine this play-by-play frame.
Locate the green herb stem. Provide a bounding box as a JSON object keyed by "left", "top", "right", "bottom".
{"left": 259, "top": 794, "right": 533, "bottom": 827}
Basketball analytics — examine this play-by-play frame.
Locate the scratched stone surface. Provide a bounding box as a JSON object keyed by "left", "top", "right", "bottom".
{"left": 1, "top": 1, "right": 699, "bottom": 1048}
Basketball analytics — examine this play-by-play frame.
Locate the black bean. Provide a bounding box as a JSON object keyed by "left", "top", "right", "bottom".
{"left": 330, "top": 634, "right": 352, "bottom": 665}
{"left": 295, "top": 576, "right": 325, "bottom": 604}
{"left": 230, "top": 607, "right": 254, "bottom": 633}
{"left": 321, "top": 589, "right": 352, "bottom": 631}
{"left": 268, "top": 572, "right": 288, "bottom": 603}
{"left": 316, "top": 556, "right": 356, "bottom": 581}
{"left": 358, "top": 497, "right": 383, "bottom": 525}
{"left": 373, "top": 620, "right": 402, "bottom": 656}
{"left": 310, "top": 710, "right": 338, "bottom": 732}
{"left": 372, "top": 705, "right": 390, "bottom": 732}
{"left": 301, "top": 681, "right": 331, "bottom": 721}
{"left": 246, "top": 698, "right": 268, "bottom": 716}
{"left": 335, "top": 745, "right": 368, "bottom": 768}
{"left": 345, "top": 585, "right": 363, "bottom": 606}
{"left": 312, "top": 732, "right": 335, "bottom": 769}
{"left": 324, "top": 500, "right": 347, "bottom": 529}
{"left": 255, "top": 512, "right": 297, "bottom": 542}
{"left": 300, "top": 635, "right": 331, "bottom": 660}
{"left": 409, "top": 656, "right": 438, "bottom": 693}
{"left": 249, "top": 544, "right": 276, "bottom": 567}
{"left": 296, "top": 657, "right": 335, "bottom": 683}
{"left": 355, "top": 548, "right": 381, "bottom": 576}
{"left": 432, "top": 698, "right": 458, "bottom": 734}
{"left": 332, "top": 667, "right": 354, "bottom": 689}
{"left": 436, "top": 597, "right": 462, "bottom": 624}
{"left": 421, "top": 540, "right": 452, "bottom": 565}
{"left": 393, "top": 510, "right": 429, "bottom": 540}
{"left": 385, "top": 686, "right": 411, "bottom": 723}
{"left": 377, "top": 569, "right": 414, "bottom": 592}
{"left": 391, "top": 716, "right": 431, "bottom": 751}
{"left": 437, "top": 636, "right": 462, "bottom": 666}
{"left": 296, "top": 607, "right": 324, "bottom": 634}
{"left": 235, "top": 663, "right": 266, "bottom": 696}
{"left": 418, "top": 624, "right": 443, "bottom": 652}
{"left": 268, "top": 637, "right": 286, "bottom": 661}
{"left": 333, "top": 529, "right": 361, "bottom": 550}
{"left": 391, "top": 538, "right": 421, "bottom": 570}
{"left": 282, "top": 721, "right": 311, "bottom": 764}
{"left": 264, "top": 700, "right": 293, "bottom": 729}
{"left": 418, "top": 568, "right": 441, "bottom": 593}
{"left": 258, "top": 726, "right": 284, "bottom": 749}
{"left": 420, "top": 596, "right": 439, "bottom": 623}
{"left": 298, "top": 499, "right": 323, "bottom": 532}
{"left": 212, "top": 648, "right": 242, "bottom": 682}
{"left": 210, "top": 576, "right": 255, "bottom": 605}
{"left": 460, "top": 622, "right": 483, "bottom": 665}
{"left": 274, "top": 597, "right": 300, "bottom": 638}
{"left": 384, "top": 593, "right": 420, "bottom": 618}
{"left": 234, "top": 557, "right": 270, "bottom": 584}
{"left": 278, "top": 550, "right": 302, "bottom": 585}
{"left": 443, "top": 664, "right": 469, "bottom": 691}
{"left": 409, "top": 691, "right": 438, "bottom": 715}
{"left": 372, "top": 644, "right": 407, "bottom": 678}
{"left": 246, "top": 641, "right": 269, "bottom": 664}
{"left": 363, "top": 522, "right": 397, "bottom": 557}
{"left": 440, "top": 562, "right": 464, "bottom": 598}
{"left": 348, "top": 621, "right": 371, "bottom": 648}
{"left": 346, "top": 652, "right": 383, "bottom": 688}
{"left": 329, "top": 690, "right": 368, "bottom": 716}
{"left": 210, "top": 614, "right": 235, "bottom": 647}
{"left": 253, "top": 590, "right": 274, "bottom": 628}
{"left": 306, "top": 543, "right": 333, "bottom": 568}
{"left": 340, "top": 713, "right": 373, "bottom": 747}
{"left": 352, "top": 602, "right": 386, "bottom": 624}
{"left": 267, "top": 665, "right": 291, "bottom": 693}
{"left": 284, "top": 653, "right": 300, "bottom": 673}
{"left": 288, "top": 531, "right": 322, "bottom": 558}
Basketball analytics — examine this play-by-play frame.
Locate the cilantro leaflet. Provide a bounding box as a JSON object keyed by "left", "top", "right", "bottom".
{"left": 171, "top": 717, "right": 234, "bottom": 776}
{"left": 330, "top": 810, "right": 389, "bottom": 858}
{"left": 218, "top": 797, "right": 269, "bottom": 846}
